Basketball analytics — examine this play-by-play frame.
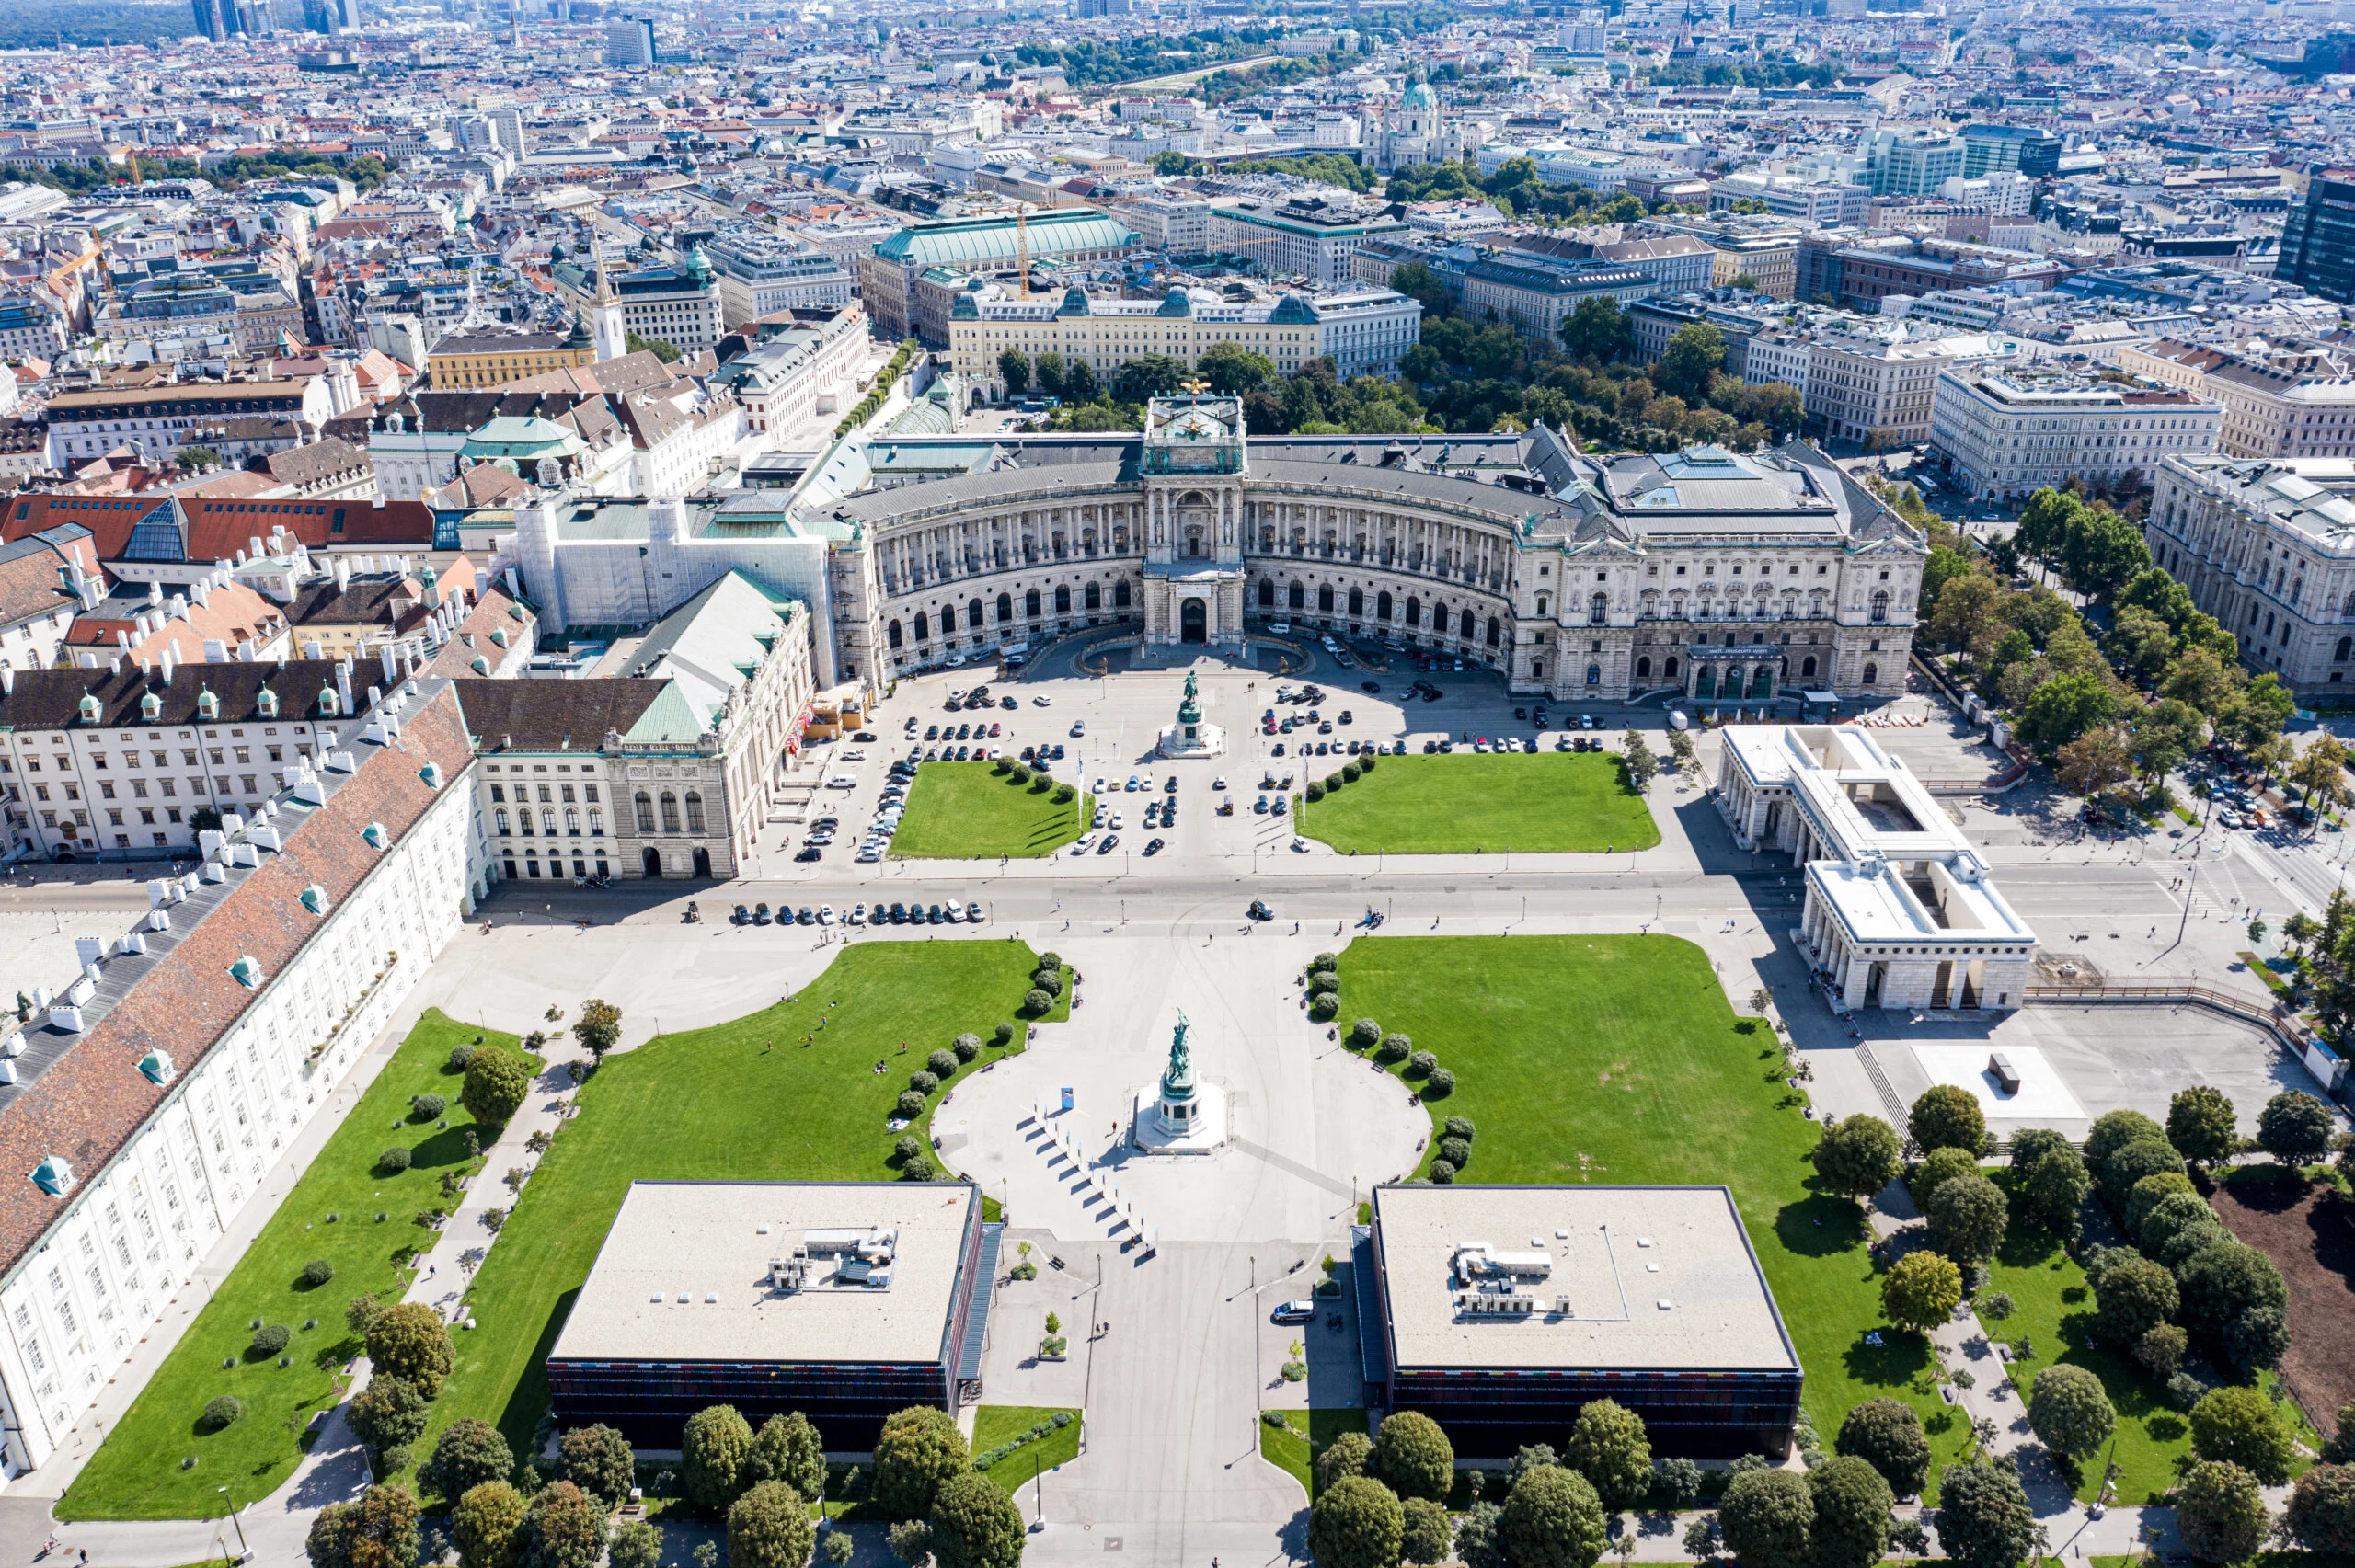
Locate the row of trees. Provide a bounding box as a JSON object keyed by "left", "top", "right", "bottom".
{"left": 1384, "top": 155, "right": 1704, "bottom": 227}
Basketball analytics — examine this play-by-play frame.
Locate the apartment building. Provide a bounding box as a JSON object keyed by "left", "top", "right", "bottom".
{"left": 705, "top": 234, "right": 858, "bottom": 329}
{"left": 425, "top": 323, "right": 595, "bottom": 390}
{"left": 1929, "top": 369, "right": 2222, "bottom": 502}
{"left": 1461, "top": 259, "right": 1653, "bottom": 347}
{"left": 2144, "top": 454, "right": 2355, "bottom": 694}
{"left": 2119, "top": 339, "right": 2355, "bottom": 460}
{"left": 1808, "top": 331, "right": 2022, "bottom": 450}
{"left": 1204, "top": 200, "right": 1410, "bottom": 289}
{"left": 44, "top": 380, "right": 337, "bottom": 469}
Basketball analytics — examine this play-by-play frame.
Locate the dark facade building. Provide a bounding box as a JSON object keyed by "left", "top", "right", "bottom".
{"left": 1359, "top": 1184, "right": 1802, "bottom": 1459}
{"left": 2280, "top": 172, "right": 2355, "bottom": 304}
{"left": 547, "top": 1181, "right": 996, "bottom": 1450}
{"left": 1961, "top": 124, "right": 2062, "bottom": 180}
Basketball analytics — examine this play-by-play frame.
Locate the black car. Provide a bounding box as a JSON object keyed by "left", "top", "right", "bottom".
{"left": 1143, "top": 837, "right": 1166, "bottom": 855}
{"left": 889, "top": 901, "right": 908, "bottom": 922}
{"left": 731, "top": 904, "right": 750, "bottom": 924}
{"left": 1098, "top": 834, "right": 1119, "bottom": 853}
{"left": 1164, "top": 775, "right": 1178, "bottom": 792}
{"left": 1422, "top": 690, "right": 1442, "bottom": 703}
{"left": 1361, "top": 681, "right": 1381, "bottom": 693}
{"left": 925, "top": 904, "right": 945, "bottom": 923}
{"left": 1020, "top": 745, "right": 1037, "bottom": 761}
{"left": 753, "top": 903, "right": 772, "bottom": 925}
{"left": 1001, "top": 696, "right": 1017, "bottom": 710}
{"left": 1051, "top": 744, "right": 1067, "bottom": 759}
{"left": 795, "top": 846, "right": 821, "bottom": 862}
{"left": 1247, "top": 899, "right": 1273, "bottom": 921}
{"left": 925, "top": 724, "right": 940, "bottom": 739}
{"left": 853, "top": 731, "right": 878, "bottom": 743}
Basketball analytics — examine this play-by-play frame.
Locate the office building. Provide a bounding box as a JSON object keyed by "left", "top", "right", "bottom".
{"left": 1928, "top": 369, "right": 2222, "bottom": 502}
{"left": 2280, "top": 171, "right": 2355, "bottom": 305}
{"left": 1961, "top": 124, "right": 2062, "bottom": 180}
{"left": 603, "top": 15, "right": 654, "bottom": 65}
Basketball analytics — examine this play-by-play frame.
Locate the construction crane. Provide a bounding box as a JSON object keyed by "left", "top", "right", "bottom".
{"left": 1015, "top": 208, "right": 1029, "bottom": 301}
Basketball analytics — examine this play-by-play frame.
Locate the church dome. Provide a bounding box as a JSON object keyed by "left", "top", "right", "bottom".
{"left": 1401, "top": 79, "right": 1440, "bottom": 110}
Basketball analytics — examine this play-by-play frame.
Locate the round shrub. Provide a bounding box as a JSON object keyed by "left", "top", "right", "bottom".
{"left": 378, "top": 1146, "right": 411, "bottom": 1174}
{"left": 1031, "top": 967, "right": 1064, "bottom": 998}
{"left": 1429, "top": 1160, "right": 1456, "bottom": 1184}
{"left": 992, "top": 1023, "right": 1015, "bottom": 1046}
{"left": 1313, "top": 953, "right": 1339, "bottom": 971}
{"left": 1836, "top": 1399, "right": 1931, "bottom": 1498}
{"left": 203, "top": 1395, "right": 243, "bottom": 1430}
{"left": 1304, "top": 782, "right": 1326, "bottom": 803}
{"left": 895, "top": 1090, "right": 927, "bottom": 1119}
{"left": 1439, "top": 1136, "right": 1472, "bottom": 1170}
{"left": 895, "top": 1135, "right": 925, "bottom": 1164}
{"left": 1909, "top": 1083, "right": 1988, "bottom": 1157}
{"left": 447, "top": 1043, "right": 477, "bottom": 1072}
{"left": 910, "top": 1070, "right": 939, "bottom": 1095}
{"left": 1444, "top": 1116, "right": 1476, "bottom": 1141}
{"left": 252, "top": 1322, "right": 291, "bottom": 1356}
{"left": 1376, "top": 1032, "right": 1411, "bottom": 1063}
{"left": 991, "top": 757, "right": 1011, "bottom": 774}
{"left": 2127, "top": 1171, "right": 2198, "bottom": 1239}
{"left": 1007, "top": 764, "right": 1030, "bottom": 784}
{"left": 1310, "top": 991, "right": 1339, "bottom": 1020}
{"left": 2286, "top": 1463, "right": 2355, "bottom": 1554}
{"left": 1341, "top": 761, "right": 1362, "bottom": 783}
{"left": 1350, "top": 1018, "right": 1382, "bottom": 1048}
{"left": 1023, "top": 988, "right": 1053, "bottom": 1015}
{"left": 1309, "top": 968, "right": 1338, "bottom": 997}
{"left": 300, "top": 1259, "right": 336, "bottom": 1289}
{"left": 1038, "top": 952, "right": 1063, "bottom": 971}
{"left": 1407, "top": 1050, "right": 1437, "bottom": 1076}
{"left": 1325, "top": 773, "right": 1344, "bottom": 791}
{"left": 927, "top": 1049, "right": 959, "bottom": 1079}
{"left": 901, "top": 1155, "right": 937, "bottom": 1182}
{"left": 409, "top": 1093, "right": 445, "bottom": 1122}
{"left": 1424, "top": 1068, "right": 1455, "bottom": 1097}
{"left": 952, "top": 1033, "right": 982, "bottom": 1062}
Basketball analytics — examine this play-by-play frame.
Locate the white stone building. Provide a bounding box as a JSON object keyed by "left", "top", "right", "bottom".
{"left": 2144, "top": 454, "right": 2355, "bottom": 696}
{"left": 1929, "top": 369, "right": 2223, "bottom": 503}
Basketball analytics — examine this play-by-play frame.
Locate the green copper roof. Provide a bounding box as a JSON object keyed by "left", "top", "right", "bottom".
{"left": 871, "top": 209, "right": 1139, "bottom": 269}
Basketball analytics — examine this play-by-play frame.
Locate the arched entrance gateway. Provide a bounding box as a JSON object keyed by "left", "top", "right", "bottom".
{"left": 1180, "top": 598, "right": 1208, "bottom": 643}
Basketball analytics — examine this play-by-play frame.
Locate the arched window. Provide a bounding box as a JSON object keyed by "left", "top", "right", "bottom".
{"left": 589, "top": 807, "right": 603, "bottom": 836}
{"left": 1590, "top": 592, "right": 1608, "bottom": 625}
{"left": 1026, "top": 589, "right": 1042, "bottom": 618}
{"left": 1259, "top": 578, "right": 1275, "bottom": 607}
{"left": 997, "top": 592, "right": 1013, "bottom": 623}
{"left": 887, "top": 619, "right": 903, "bottom": 648}
{"left": 1054, "top": 584, "right": 1071, "bottom": 613}
{"left": 1664, "top": 657, "right": 1679, "bottom": 680}
{"left": 542, "top": 807, "right": 558, "bottom": 837}
{"left": 1862, "top": 662, "right": 1879, "bottom": 686}
{"left": 1749, "top": 666, "right": 1773, "bottom": 698}
{"left": 1085, "top": 581, "right": 1102, "bottom": 611}
{"left": 1348, "top": 587, "right": 1364, "bottom": 617}
{"left": 1869, "top": 590, "right": 1889, "bottom": 624}
{"left": 1586, "top": 663, "right": 1601, "bottom": 686}
{"left": 1318, "top": 584, "right": 1335, "bottom": 613}
{"left": 1405, "top": 597, "right": 1421, "bottom": 627}
{"left": 969, "top": 598, "right": 983, "bottom": 629}
{"left": 913, "top": 611, "right": 930, "bottom": 641}
{"left": 494, "top": 807, "right": 511, "bottom": 835}
{"left": 939, "top": 605, "right": 956, "bottom": 635}
{"left": 684, "top": 792, "right": 706, "bottom": 833}
{"left": 1459, "top": 609, "right": 1475, "bottom": 639}
{"left": 1115, "top": 580, "right": 1132, "bottom": 608}
{"left": 2338, "top": 636, "right": 2352, "bottom": 663}
{"left": 635, "top": 792, "right": 655, "bottom": 833}
{"left": 1535, "top": 594, "right": 1548, "bottom": 616}
{"left": 1694, "top": 667, "right": 1716, "bottom": 698}
{"left": 1289, "top": 581, "right": 1305, "bottom": 610}
{"left": 565, "top": 807, "right": 580, "bottom": 835}
{"left": 1636, "top": 656, "right": 1651, "bottom": 679}
{"left": 1486, "top": 616, "right": 1501, "bottom": 647}
{"left": 1801, "top": 655, "right": 1818, "bottom": 679}
{"left": 659, "top": 792, "right": 681, "bottom": 833}
{"left": 1377, "top": 590, "right": 1393, "bottom": 621}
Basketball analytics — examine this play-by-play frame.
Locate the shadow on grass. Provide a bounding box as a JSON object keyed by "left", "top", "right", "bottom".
{"left": 408, "top": 1127, "right": 484, "bottom": 1170}
{"left": 1775, "top": 1192, "right": 1867, "bottom": 1259}
{"left": 497, "top": 1286, "right": 579, "bottom": 1460}
{"left": 1840, "top": 1325, "right": 1936, "bottom": 1391}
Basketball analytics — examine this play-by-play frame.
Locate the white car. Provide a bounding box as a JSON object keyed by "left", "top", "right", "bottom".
{"left": 943, "top": 904, "right": 963, "bottom": 922}
{"left": 1033, "top": 695, "right": 1053, "bottom": 706}
{"left": 1071, "top": 833, "right": 1098, "bottom": 855}
{"left": 856, "top": 848, "right": 881, "bottom": 863}
{"left": 826, "top": 773, "right": 858, "bottom": 788}
{"left": 1270, "top": 621, "right": 1292, "bottom": 635}
{"left": 849, "top": 903, "right": 868, "bottom": 924}
{"left": 818, "top": 905, "right": 835, "bottom": 924}
{"left": 841, "top": 749, "right": 867, "bottom": 761}
{"left": 1109, "top": 812, "right": 1125, "bottom": 830}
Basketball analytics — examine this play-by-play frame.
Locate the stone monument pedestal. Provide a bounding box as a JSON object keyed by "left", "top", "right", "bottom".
{"left": 1130, "top": 1079, "right": 1229, "bottom": 1154}
{"left": 1155, "top": 670, "right": 1224, "bottom": 760}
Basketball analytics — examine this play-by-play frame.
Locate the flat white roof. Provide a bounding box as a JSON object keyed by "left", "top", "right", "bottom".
{"left": 1373, "top": 1185, "right": 1798, "bottom": 1373}
{"left": 549, "top": 1181, "right": 977, "bottom": 1368}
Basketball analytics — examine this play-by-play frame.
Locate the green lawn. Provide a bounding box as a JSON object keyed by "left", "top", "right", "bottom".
{"left": 1293, "top": 752, "right": 1660, "bottom": 855}
{"left": 971, "top": 1406, "right": 1081, "bottom": 1497}
{"left": 889, "top": 761, "right": 1091, "bottom": 859}
{"left": 1259, "top": 1408, "right": 1368, "bottom": 1499}
{"left": 1334, "top": 935, "right": 1970, "bottom": 1489}
{"left": 58, "top": 1010, "right": 524, "bottom": 1521}
{"left": 421, "top": 942, "right": 1065, "bottom": 1474}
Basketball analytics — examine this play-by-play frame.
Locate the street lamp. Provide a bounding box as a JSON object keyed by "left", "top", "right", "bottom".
{"left": 218, "top": 1485, "right": 249, "bottom": 1559}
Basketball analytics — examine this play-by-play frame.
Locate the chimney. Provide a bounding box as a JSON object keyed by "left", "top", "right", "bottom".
{"left": 1, "top": 667, "right": 14, "bottom": 694}
{"left": 248, "top": 535, "right": 263, "bottom": 558}
{"left": 159, "top": 647, "right": 176, "bottom": 682}
{"left": 380, "top": 645, "right": 397, "bottom": 684}
{"left": 146, "top": 580, "right": 162, "bottom": 605}
{"left": 333, "top": 558, "right": 350, "bottom": 592}
{"left": 336, "top": 660, "right": 353, "bottom": 709}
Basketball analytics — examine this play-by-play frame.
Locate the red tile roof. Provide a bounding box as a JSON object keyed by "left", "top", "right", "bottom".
{"left": 0, "top": 494, "right": 435, "bottom": 563}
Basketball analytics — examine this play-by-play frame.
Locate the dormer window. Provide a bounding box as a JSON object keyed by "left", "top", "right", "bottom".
{"left": 140, "top": 690, "right": 161, "bottom": 720}
{"left": 419, "top": 763, "right": 443, "bottom": 790}
{"left": 196, "top": 688, "right": 219, "bottom": 720}
{"left": 362, "top": 821, "right": 388, "bottom": 851}
{"left": 228, "top": 955, "right": 262, "bottom": 988}
{"left": 30, "top": 1155, "right": 74, "bottom": 1196}
{"left": 299, "top": 884, "right": 328, "bottom": 915}
{"left": 77, "top": 691, "right": 100, "bottom": 724}
{"left": 138, "top": 1049, "right": 175, "bottom": 1085}
{"left": 258, "top": 687, "right": 279, "bottom": 719}
{"left": 318, "top": 688, "right": 340, "bottom": 717}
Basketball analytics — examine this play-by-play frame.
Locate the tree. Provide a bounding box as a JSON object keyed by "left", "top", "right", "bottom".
{"left": 350, "top": 1373, "right": 430, "bottom": 1453}
{"left": 2292, "top": 733, "right": 2354, "bottom": 827}
{"left": 611, "top": 1522, "right": 664, "bottom": 1568}
{"left": 1316, "top": 1429, "right": 1374, "bottom": 1492}
{"left": 558, "top": 1424, "right": 634, "bottom": 1508}
{"left": 1656, "top": 322, "right": 1727, "bottom": 402}
{"left": 998, "top": 348, "right": 1031, "bottom": 395}
{"left": 2017, "top": 670, "right": 2124, "bottom": 756}
{"left": 2285, "top": 1463, "right": 2355, "bottom": 1553}
{"left": 1311, "top": 1474, "right": 1407, "bottom": 1568}
{"left": 1563, "top": 1398, "right": 1650, "bottom": 1510}
{"left": 2055, "top": 726, "right": 2133, "bottom": 797}
{"left": 1371, "top": 1411, "right": 1453, "bottom": 1503}
{"left": 308, "top": 1483, "right": 421, "bottom": 1568}
{"left": 2177, "top": 1239, "right": 2290, "bottom": 1340}
{"left": 2092, "top": 1253, "right": 2178, "bottom": 1346}
{"left": 424, "top": 1419, "right": 514, "bottom": 1506}
{"left": 744, "top": 1412, "right": 827, "bottom": 1501}
{"left": 727, "top": 1481, "right": 817, "bottom": 1568}
{"left": 1909, "top": 1085, "right": 1988, "bottom": 1156}
{"left": 682, "top": 1405, "right": 756, "bottom": 1515}
{"left": 1909, "top": 1147, "right": 1981, "bottom": 1212}
{"left": 928, "top": 1471, "right": 1024, "bottom": 1568}
{"left": 2174, "top": 1459, "right": 2269, "bottom": 1564}
{"left": 365, "top": 1302, "right": 454, "bottom": 1397}
{"left": 1454, "top": 1500, "right": 1505, "bottom": 1568}
{"left": 1651, "top": 1457, "right": 1705, "bottom": 1508}
{"left": 1561, "top": 296, "right": 1635, "bottom": 364}
{"left": 625, "top": 332, "right": 681, "bottom": 362}
{"left": 1498, "top": 1466, "right": 1608, "bottom": 1568}
{"left": 888, "top": 1520, "right": 934, "bottom": 1568}
{"left": 1809, "top": 1116, "right": 1901, "bottom": 1204}
{"left": 571, "top": 1000, "right": 622, "bottom": 1069}
{"left": 2086, "top": 1109, "right": 2166, "bottom": 1171}
{"left": 2165, "top": 1087, "right": 2238, "bottom": 1170}
{"left": 874, "top": 1405, "right": 969, "bottom": 1519}
{"left": 1031, "top": 350, "right": 1064, "bottom": 396}
{"left": 521, "top": 1481, "right": 605, "bottom": 1568}
{"left": 1717, "top": 1467, "right": 1813, "bottom": 1568}
{"left": 1199, "top": 340, "right": 1276, "bottom": 395}
{"left": 2096, "top": 1136, "right": 2185, "bottom": 1208}
{"left": 1062, "top": 358, "right": 1100, "bottom": 405}
{"left": 1807, "top": 1456, "right": 1893, "bottom": 1568}
{"left": 1931, "top": 1459, "right": 2040, "bottom": 1568}
{"left": 2258, "top": 1090, "right": 2334, "bottom": 1167}
{"left": 1882, "top": 1250, "right": 1963, "bottom": 1335}
{"left": 2027, "top": 1364, "right": 2115, "bottom": 1461}
{"left": 1113, "top": 354, "right": 1187, "bottom": 405}
{"left": 462, "top": 1046, "right": 531, "bottom": 1127}
{"left": 2014, "top": 1139, "right": 2092, "bottom": 1236}
{"left": 2140, "top": 1191, "right": 2216, "bottom": 1255}
{"left": 1836, "top": 1399, "right": 1931, "bottom": 1497}
{"left": 1927, "top": 1173, "right": 2008, "bottom": 1265}
{"left": 1401, "top": 1497, "right": 1451, "bottom": 1565}
{"left": 454, "top": 1481, "right": 529, "bottom": 1568}
{"left": 2218, "top": 671, "right": 2296, "bottom": 750}
{"left": 2190, "top": 1386, "right": 2294, "bottom": 1483}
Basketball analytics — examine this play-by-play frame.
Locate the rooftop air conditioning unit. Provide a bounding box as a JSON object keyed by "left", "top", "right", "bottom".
{"left": 769, "top": 1253, "right": 810, "bottom": 1291}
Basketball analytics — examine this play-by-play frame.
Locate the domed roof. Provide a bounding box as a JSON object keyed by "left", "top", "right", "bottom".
{"left": 1401, "top": 79, "right": 1439, "bottom": 110}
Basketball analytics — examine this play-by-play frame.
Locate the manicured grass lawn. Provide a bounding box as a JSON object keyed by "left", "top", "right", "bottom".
{"left": 1983, "top": 1181, "right": 2191, "bottom": 1505}
{"left": 58, "top": 1010, "right": 524, "bottom": 1522}
{"left": 423, "top": 942, "right": 1064, "bottom": 1475}
{"left": 1334, "top": 935, "right": 1970, "bottom": 1491}
{"left": 1259, "top": 1408, "right": 1367, "bottom": 1499}
{"left": 971, "top": 1406, "right": 1081, "bottom": 1496}
{"left": 1293, "top": 752, "right": 1660, "bottom": 855}
{"left": 890, "top": 761, "right": 1090, "bottom": 859}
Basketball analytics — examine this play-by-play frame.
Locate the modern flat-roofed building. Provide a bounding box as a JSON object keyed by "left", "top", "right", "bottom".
{"left": 1928, "top": 368, "right": 2221, "bottom": 503}
{"left": 1361, "top": 1184, "right": 1800, "bottom": 1459}
{"left": 546, "top": 1180, "right": 995, "bottom": 1450}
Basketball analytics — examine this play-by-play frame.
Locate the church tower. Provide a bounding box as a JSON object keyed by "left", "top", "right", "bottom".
{"left": 590, "top": 260, "right": 627, "bottom": 362}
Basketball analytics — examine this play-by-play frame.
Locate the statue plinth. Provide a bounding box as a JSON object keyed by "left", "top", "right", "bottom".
{"left": 1157, "top": 670, "right": 1224, "bottom": 760}
{"left": 1132, "top": 1009, "right": 1227, "bottom": 1154}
